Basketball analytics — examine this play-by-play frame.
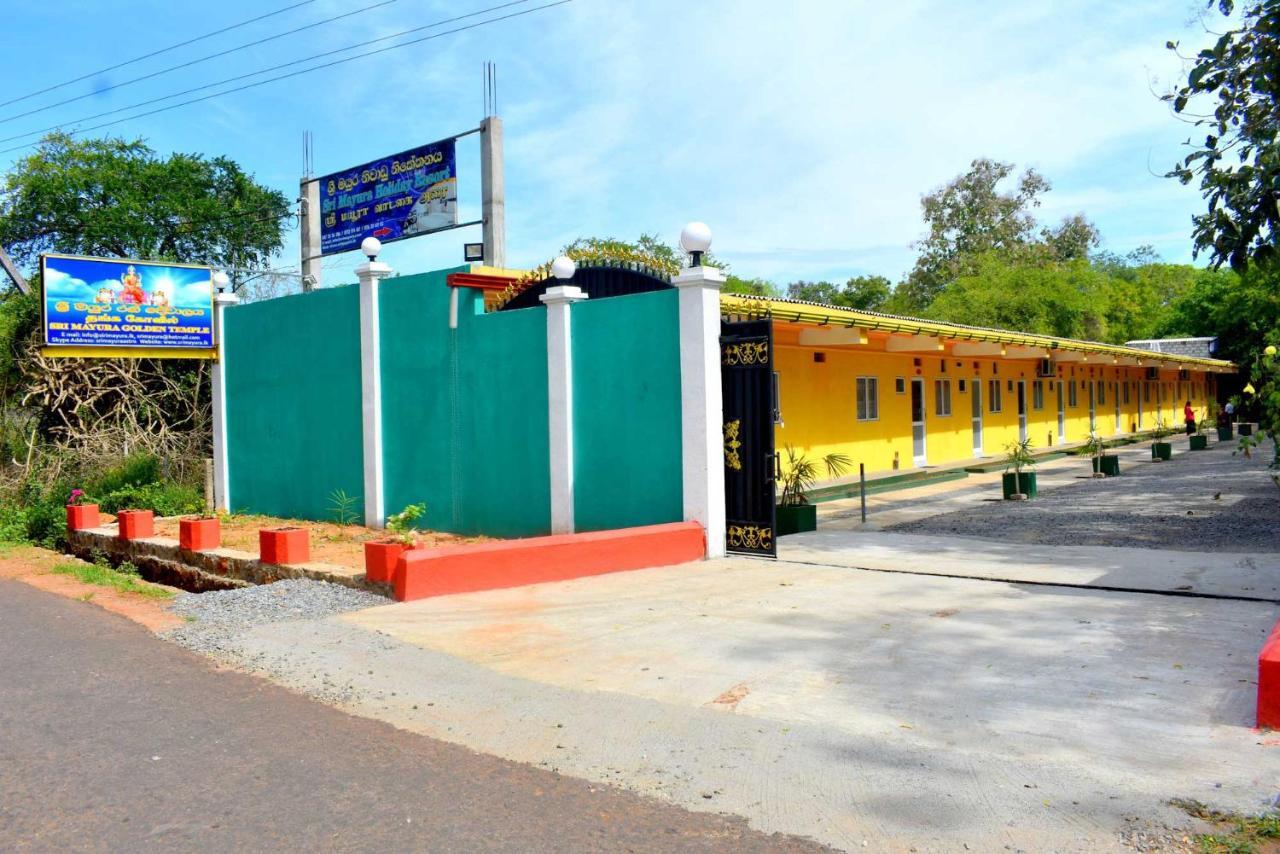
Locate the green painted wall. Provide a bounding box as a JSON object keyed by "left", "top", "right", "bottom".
{"left": 223, "top": 267, "right": 682, "bottom": 538}
{"left": 379, "top": 268, "right": 551, "bottom": 537}
{"left": 224, "top": 286, "right": 364, "bottom": 520}
{"left": 571, "top": 289, "right": 683, "bottom": 531}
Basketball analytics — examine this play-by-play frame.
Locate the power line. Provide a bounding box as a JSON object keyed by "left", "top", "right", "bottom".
{"left": 0, "top": 0, "right": 537, "bottom": 148}
{"left": 0, "top": 0, "right": 405, "bottom": 126}
{"left": 0, "top": 1, "right": 317, "bottom": 110}
{"left": 0, "top": 0, "right": 573, "bottom": 156}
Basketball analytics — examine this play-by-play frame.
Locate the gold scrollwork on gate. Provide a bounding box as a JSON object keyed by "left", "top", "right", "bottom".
{"left": 727, "top": 524, "right": 773, "bottom": 551}
{"left": 723, "top": 419, "right": 742, "bottom": 471}
{"left": 722, "top": 340, "right": 769, "bottom": 366}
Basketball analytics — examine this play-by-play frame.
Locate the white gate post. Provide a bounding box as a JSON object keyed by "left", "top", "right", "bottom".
{"left": 673, "top": 223, "right": 726, "bottom": 558}
{"left": 540, "top": 275, "right": 588, "bottom": 535}
{"left": 356, "top": 239, "right": 394, "bottom": 529}
{"left": 211, "top": 290, "right": 240, "bottom": 513}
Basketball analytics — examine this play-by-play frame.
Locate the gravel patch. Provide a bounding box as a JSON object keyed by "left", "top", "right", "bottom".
{"left": 888, "top": 441, "right": 1280, "bottom": 552}
{"left": 164, "top": 579, "right": 387, "bottom": 658}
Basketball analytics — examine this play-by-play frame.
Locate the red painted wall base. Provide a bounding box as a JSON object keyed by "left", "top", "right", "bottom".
{"left": 393, "top": 522, "right": 706, "bottom": 602}
{"left": 1259, "top": 621, "right": 1280, "bottom": 730}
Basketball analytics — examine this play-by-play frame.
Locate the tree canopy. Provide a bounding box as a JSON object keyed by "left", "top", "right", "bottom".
{"left": 0, "top": 133, "right": 290, "bottom": 275}
{"left": 1165, "top": 1, "right": 1280, "bottom": 271}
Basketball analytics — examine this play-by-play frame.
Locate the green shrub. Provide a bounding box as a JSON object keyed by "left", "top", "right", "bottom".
{"left": 86, "top": 453, "right": 162, "bottom": 497}
{"left": 97, "top": 482, "right": 203, "bottom": 517}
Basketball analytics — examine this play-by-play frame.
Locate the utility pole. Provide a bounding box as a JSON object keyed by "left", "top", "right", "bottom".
{"left": 0, "top": 245, "right": 30, "bottom": 295}
{"left": 299, "top": 178, "right": 321, "bottom": 291}
{"left": 480, "top": 116, "right": 506, "bottom": 269}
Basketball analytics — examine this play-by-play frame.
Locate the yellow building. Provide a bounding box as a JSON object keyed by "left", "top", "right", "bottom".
{"left": 722, "top": 294, "right": 1235, "bottom": 475}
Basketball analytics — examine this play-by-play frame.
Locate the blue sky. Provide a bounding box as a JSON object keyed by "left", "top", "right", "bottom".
{"left": 2, "top": 0, "right": 1235, "bottom": 287}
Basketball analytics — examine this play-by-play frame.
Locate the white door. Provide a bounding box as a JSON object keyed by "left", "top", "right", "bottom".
{"left": 971, "top": 379, "right": 983, "bottom": 457}
{"left": 1017, "top": 381, "right": 1028, "bottom": 443}
{"left": 1137, "top": 382, "right": 1144, "bottom": 430}
{"left": 1056, "top": 381, "right": 1066, "bottom": 443}
{"left": 1088, "top": 382, "right": 1097, "bottom": 432}
{"left": 1114, "top": 382, "right": 1122, "bottom": 434}
{"left": 910, "top": 378, "right": 927, "bottom": 467}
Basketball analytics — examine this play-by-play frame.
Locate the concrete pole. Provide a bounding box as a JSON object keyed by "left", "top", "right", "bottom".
{"left": 210, "top": 291, "right": 241, "bottom": 513}
{"left": 357, "top": 256, "right": 394, "bottom": 528}
{"left": 300, "top": 178, "right": 322, "bottom": 291}
{"left": 673, "top": 263, "right": 727, "bottom": 558}
{"left": 480, "top": 116, "right": 506, "bottom": 268}
{"left": 540, "top": 284, "right": 588, "bottom": 534}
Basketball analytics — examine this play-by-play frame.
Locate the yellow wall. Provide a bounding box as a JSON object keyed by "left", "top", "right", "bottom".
{"left": 774, "top": 336, "right": 1216, "bottom": 476}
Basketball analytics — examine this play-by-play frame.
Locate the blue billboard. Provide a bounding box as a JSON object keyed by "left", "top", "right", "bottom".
{"left": 318, "top": 138, "right": 459, "bottom": 256}
{"left": 41, "top": 254, "right": 215, "bottom": 355}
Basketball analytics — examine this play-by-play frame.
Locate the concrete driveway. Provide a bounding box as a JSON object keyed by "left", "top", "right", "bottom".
{"left": 191, "top": 542, "right": 1275, "bottom": 852}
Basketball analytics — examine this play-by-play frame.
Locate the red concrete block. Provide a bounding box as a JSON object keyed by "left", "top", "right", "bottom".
{"left": 393, "top": 521, "right": 706, "bottom": 602}
{"left": 364, "top": 540, "right": 413, "bottom": 584}
{"left": 259, "top": 527, "right": 310, "bottom": 565}
{"left": 66, "top": 503, "right": 100, "bottom": 531}
{"left": 1258, "top": 621, "right": 1280, "bottom": 729}
{"left": 116, "top": 509, "right": 155, "bottom": 541}
{"left": 179, "top": 517, "right": 221, "bottom": 552}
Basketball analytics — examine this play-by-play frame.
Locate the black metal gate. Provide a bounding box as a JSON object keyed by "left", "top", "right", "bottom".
{"left": 721, "top": 318, "right": 776, "bottom": 557}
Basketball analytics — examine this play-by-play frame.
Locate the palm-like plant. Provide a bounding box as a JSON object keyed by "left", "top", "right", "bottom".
{"left": 1004, "top": 437, "right": 1036, "bottom": 495}
{"left": 778, "top": 446, "right": 852, "bottom": 507}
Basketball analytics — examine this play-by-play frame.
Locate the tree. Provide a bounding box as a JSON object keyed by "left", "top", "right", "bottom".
{"left": 0, "top": 133, "right": 290, "bottom": 274}
{"left": 1159, "top": 263, "right": 1278, "bottom": 367}
{"left": 786, "top": 275, "right": 891, "bottom": 311}
{"left": 1165, "top": 1, "right": 1280, "bottom": 270}
{"left": 923, "top": 253, "right": 1111, "bottom": 340}
{"left": 898, "top": 158, "right": 1099, "bottom": 311}
{"left": 0, "top": 134, "right": 290, "bottom": 456}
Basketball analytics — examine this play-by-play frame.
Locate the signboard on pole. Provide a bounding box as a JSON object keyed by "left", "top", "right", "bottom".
{"left": 318, "top": 137, "right": 459, "bottom": 256}
{"left": 40, "top": 254, "right": 216, "bottom": 358}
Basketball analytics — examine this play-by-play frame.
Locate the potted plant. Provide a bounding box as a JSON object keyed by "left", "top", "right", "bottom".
{"left": 179, "top": 514, "right": 222, "bottom": 551}
{"left": 776, "top": 447, "right": 851, "bottom": 535}
{"left": 1213, "top": 400, "right": 1234, "bottom": 441}
{"left": 1189, "top": 418, "right": 1209, "bottom": 451}
{"left": 1150, "top": 417, "right": 1174, "bottom": 461}
{"left": 1082, "top": 432, "right": 1120, "bottom": 477}
{"left": 1002, "top": 438, "right": 1038, "bottom": 499}
{"left": 260, "top": 526, "right": 310, "bottom": 565}
{"left": 65, "top": 488, "right": 100, "bottom": 531}
{"left": 364, "top": 503, "right": 426, "bottom": 583}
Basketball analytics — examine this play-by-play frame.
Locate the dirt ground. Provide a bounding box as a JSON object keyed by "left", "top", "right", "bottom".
{"left": 0, "top": 544, "right": 183, "bottom": 632}
{"left": 151, "top": 514, "right": 487, "bottom": 568}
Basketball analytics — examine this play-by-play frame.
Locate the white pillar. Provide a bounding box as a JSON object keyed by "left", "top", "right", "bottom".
{"left": 480, "top": 116, "right": 506, "bottom": 268}
{"left": 673, "top": 265, "right": 727, "bottom": 558}
{"left": 540, "top": 284, "right": 588, "bottom": 534}
{"left": 357, "top": 257, "right": 393, "bottom": 528}
{"left": 211, "top": 291, "right": 241, "bottom": 513}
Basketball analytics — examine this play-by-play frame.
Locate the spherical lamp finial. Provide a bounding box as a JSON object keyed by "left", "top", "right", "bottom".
{"left": 680, "top": 221, "right": 712, "bottom": 266}
{"left": 550, "top": 255, "right": 576, "bottom": 281}
{"left": 212, "top": 270, "right": 231, "bottom": 293}
{"left": 360, "top": 236, "right": 382, "bottom": 261}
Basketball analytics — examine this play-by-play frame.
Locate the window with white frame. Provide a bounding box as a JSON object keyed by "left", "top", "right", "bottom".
{"left": 1068, "top": 382, "right": 1078, "bottom": 408}
{"left": 934, "top": 379, "right": 952, "bottom": 416}
{"left": 1123, "top": 382, "right": 1131, "bottom": 405}
{"left": 1032, "top": 380, "right": 1044, "bottom": 410}
{"left": 987, "top": 379, "right": 1003, "bottom": 413}
{"left": 1098, "top": 381, "right": 1106, "bottom": 406}
{"left": 856, "top": 377, "right": 879, "bottom": 421}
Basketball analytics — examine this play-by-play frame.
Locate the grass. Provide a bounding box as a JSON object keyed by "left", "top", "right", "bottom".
{"left": 51, "top": 560, "right": 175, "bottom": 599}
{"left": 1172, "top": 799, "right": 1280, "bottom": 853}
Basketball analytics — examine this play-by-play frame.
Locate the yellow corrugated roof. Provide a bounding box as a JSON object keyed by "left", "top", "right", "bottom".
{"left": 720, "top": 294, "right": 1236, "bottom": 371}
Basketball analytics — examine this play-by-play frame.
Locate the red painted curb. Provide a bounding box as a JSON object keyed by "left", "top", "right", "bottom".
{"left": 116, "top": 509, "right": 155, "bottom": 541}
{"left": 180, "top": 517, "right": 221, "bottom": 552}
{"left": 1259, "top": 621, "right": 1280, "bottom": 730}
{"left": 393, "top": 522, "right": 706, "bottom": 602}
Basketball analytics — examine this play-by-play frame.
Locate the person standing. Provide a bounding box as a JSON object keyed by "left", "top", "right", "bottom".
{"left": 1184, "top": 400, "right": 1196, "bottom": 435}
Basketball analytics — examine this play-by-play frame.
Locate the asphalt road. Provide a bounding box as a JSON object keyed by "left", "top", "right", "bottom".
{"left": 0, "top": 579, "right": 824, "bottom": 853}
